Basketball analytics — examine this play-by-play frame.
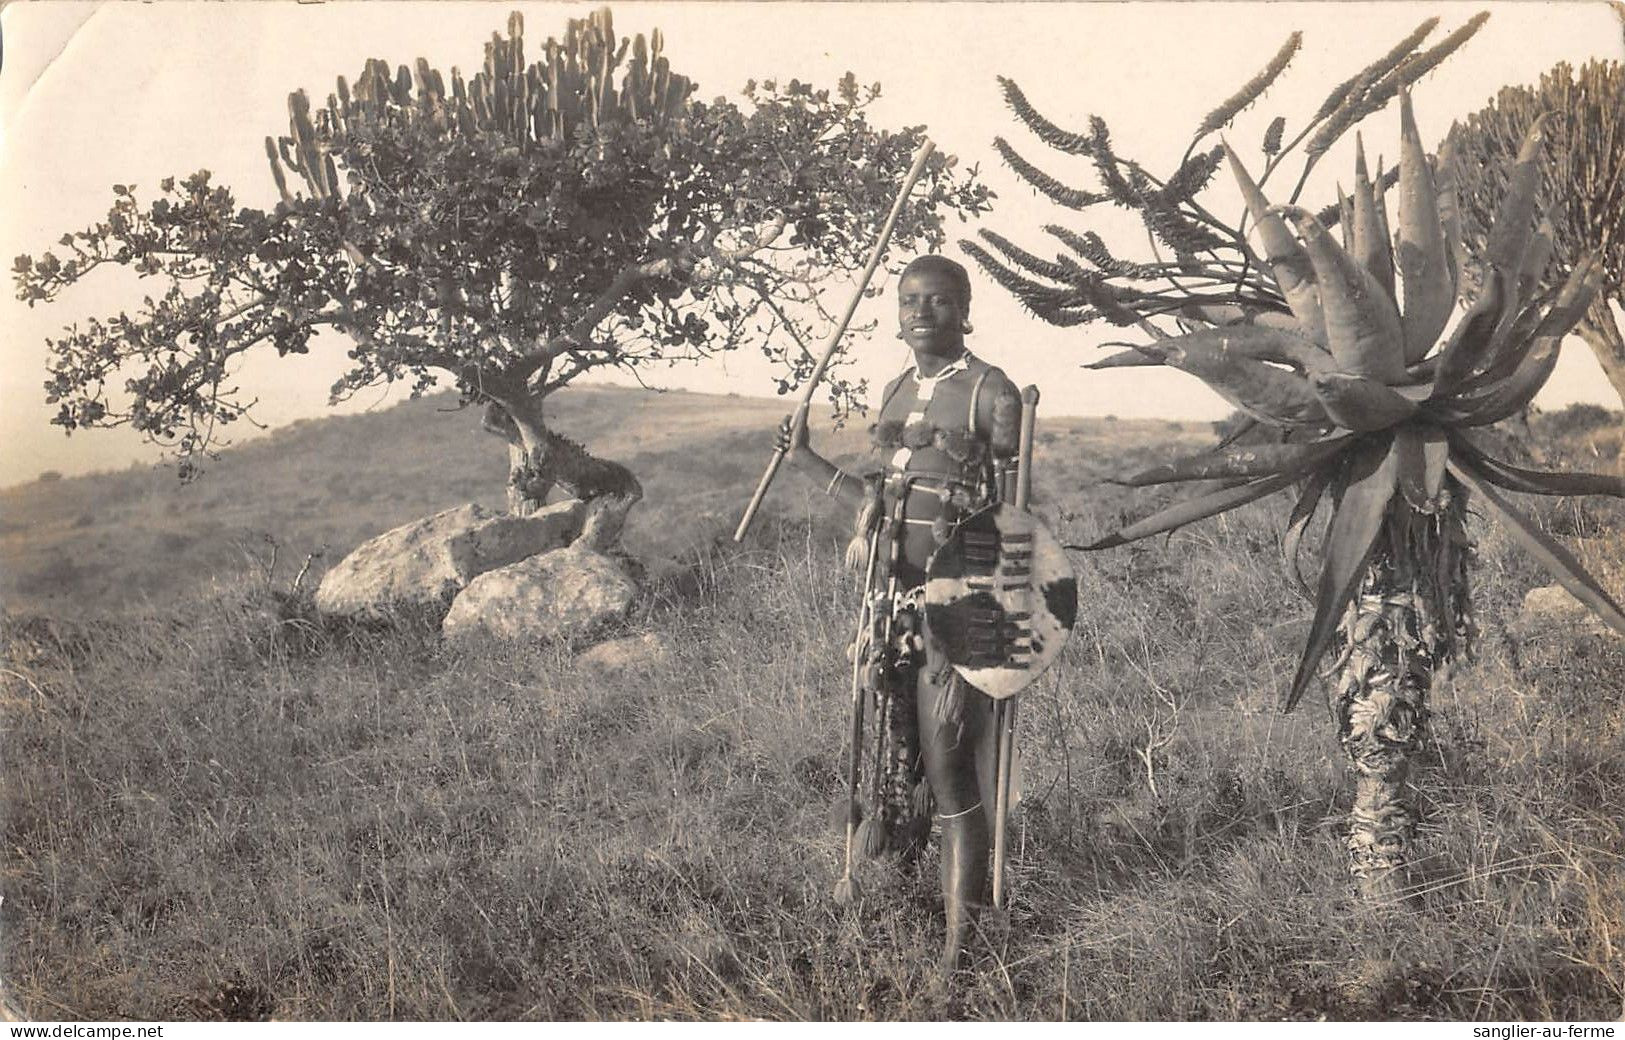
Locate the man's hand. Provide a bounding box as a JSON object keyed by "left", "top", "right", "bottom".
{"left": 775, "top": 412, "right": 810, "bottom": 456}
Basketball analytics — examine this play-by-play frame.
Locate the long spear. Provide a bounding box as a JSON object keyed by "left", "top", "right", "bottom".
{"left": 732, "top": 138, "right": 937, "bottom": 543}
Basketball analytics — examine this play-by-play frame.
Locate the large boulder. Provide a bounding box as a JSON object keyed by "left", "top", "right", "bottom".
{"left": 442, "top": 544, "right": 639, "bottom": 643}
{"left": 315, "top": 500, "right": 586, "bottom": 622}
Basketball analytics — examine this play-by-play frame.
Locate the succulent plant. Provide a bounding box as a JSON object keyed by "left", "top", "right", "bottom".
{"left": 265, "top": 8, "right": 694, "bottom": 203}
{"left": 966, "top": 11, "right": 1624, "bottom": 898}
{"left": 1075, "top": 89, "right": 1625, "bottom": 892}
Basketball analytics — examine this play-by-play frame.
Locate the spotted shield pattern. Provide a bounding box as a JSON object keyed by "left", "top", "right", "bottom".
{"left": 923, "top": 504, "right": 1077, "bottom": 699}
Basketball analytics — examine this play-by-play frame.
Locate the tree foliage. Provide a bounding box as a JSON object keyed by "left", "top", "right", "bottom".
{"left": 17, "top": 9, "right": 991, "bottom": 497}
{"left": 1445, "top": 59, "right": 1625, "bottom": 407}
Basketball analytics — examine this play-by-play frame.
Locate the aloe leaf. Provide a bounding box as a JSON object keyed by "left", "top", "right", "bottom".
{"left": 1452, "top": 338, "right": 1560, "bottom": 427}
{"left": 1465, "top": 300, "right": 1549, "bottom": 391}
{"left": 1080, "top": 470, "right": 1302, "bottom": 550}
{"left": 1429, "top": 267, "right": 1508, "bottom": 394}
{"left": 1280, "top": 206, "right": 1406, "bottom": 382}
{"left": 1310, "top": 372, "right": 1418, "bottom": 431}
{"left": 1448, "top": 459, "right": 1625, "bottom": 635}
{"left": 1373, "top": 157, "right": 1395, "bottom": 272}
{"left": 1486, "top": 115, "right": 1549, "bottom": 278}
{"left": 1108, "top": 435, "right": 1353, "bottom": 486}
{"left": 1434, "top": 135, "right": 1465, "bottom": 295}
{"left": 1394, "top": 422, "right": 1448, "bottom": 512}
{"left": 1449, "top": 433, "right": 1625, "bottom": 497}
{"left": 1480, "top": 202, "right": 1554, "bottom": 380}
{"left": 1351, "top": 137, "right": 1396, "bottom": 300}
{"left": 1471, "top": 251, "right": 1599, "bottom": 395}
{"left": 1473, "top": 220, "right": 1561, "bottom": 389}
{"left": 1085, "top": 347, "right": 1164, "bottom": 370}
{"left": 1214, "top": 417, "right": 1260, "bottom": 451}
{"left": 1477, "top": 255, "right": 1608, "bottom": 387}
{"left": 1282, "top": 468, "right": 1332, "bottom": 599}
{"left": 1167, "top": 324, "right": 1334, "bottom": 374}
{"left": 1337, "top": 185, "right": 1354, "bottom": 249}
{"left": 1516, "top": 214, "right": 1556, "bottom": 307}
{"left": 1403, "top": 355, "right": 1440, "bottom": 385}
{"left": 1133, "top": 327, "right": 1329, "bottom": 425}
{"left": 1395, "top": 90, "right": 1454, "bottom": 364}
{"left": 1178, "top": 302, "right": 1305, "bottom": 335}
{"left": 1224, "top": 143, "right": 1327, "bottom": 344}
{"left": 1284, "top": 434, "right": 1398, "bottom": 711}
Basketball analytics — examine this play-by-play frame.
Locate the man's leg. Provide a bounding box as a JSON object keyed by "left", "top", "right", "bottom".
{"left": 917, "top": 667, "right": 998, "bottom": 973}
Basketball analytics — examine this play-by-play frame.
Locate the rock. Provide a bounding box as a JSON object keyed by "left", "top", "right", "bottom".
{"left": 315, "top": 500, "right": 586, "bottom": 622}
{"left": 1519, "top": 584, "right": 1615, "bottom": 635}
{"left": 442, "top": 544, "right": 638, "bottom": 643}
{"left": 575, "top": 632, "right": 674, "bottom": 675}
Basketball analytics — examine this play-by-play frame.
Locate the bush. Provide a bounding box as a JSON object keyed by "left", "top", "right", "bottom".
{"left": 1533, "top": 403, "right": 1618, "bottom": 442}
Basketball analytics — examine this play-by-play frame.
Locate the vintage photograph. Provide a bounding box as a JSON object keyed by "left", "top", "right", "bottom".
{"left": 2, "top": 0, "right": 1622, "bottom": 1022}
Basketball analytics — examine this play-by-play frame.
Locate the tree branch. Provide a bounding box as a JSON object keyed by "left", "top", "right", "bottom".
{"left": 542, "top": 213, "right": 792, "bottom": 361}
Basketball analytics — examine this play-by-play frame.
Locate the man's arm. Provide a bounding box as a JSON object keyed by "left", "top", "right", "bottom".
{"left": 776, "top": 414, "right": 875, "bottom": 513}
{"left": 782, "top": 371, "right": 904, "bottom": 510}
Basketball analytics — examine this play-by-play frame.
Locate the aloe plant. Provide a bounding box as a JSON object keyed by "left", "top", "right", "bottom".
{"left": 970, "top": 23, "right": 1625, "bottom": 895}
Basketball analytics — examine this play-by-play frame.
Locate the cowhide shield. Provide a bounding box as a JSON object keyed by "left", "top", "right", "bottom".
{"left": 923, "top": 504, "right": 1077, "bottom": 699}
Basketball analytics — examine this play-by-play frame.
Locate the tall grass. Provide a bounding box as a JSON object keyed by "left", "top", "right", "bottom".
{"left": 2, "top": 401, "right": 1621, "bottom": 1019}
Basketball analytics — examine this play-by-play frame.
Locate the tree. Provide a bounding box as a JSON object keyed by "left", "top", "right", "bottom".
{"left": 16, "top": 8, "right": 990, "bottom": 542}
{"left": 1445, "top": 59, "right": 1625, "bottom": 413}
{"left": 967, "top": 15, "right": 1625, "bottom": 899}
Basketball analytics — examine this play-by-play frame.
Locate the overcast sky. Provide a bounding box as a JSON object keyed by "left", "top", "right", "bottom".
{"left": 2, "top": 1, "right": 1622, "bottom": 485}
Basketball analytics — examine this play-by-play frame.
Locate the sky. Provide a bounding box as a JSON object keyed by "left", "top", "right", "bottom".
{"left": 2, "top": 0, "right": 1622, "bottom": 486}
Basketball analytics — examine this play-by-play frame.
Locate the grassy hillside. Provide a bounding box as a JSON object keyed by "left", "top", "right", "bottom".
{"left": 1, "top": 394, "right": 1621, "bottom": 1020}
{"left": 0, "top": 386, "right": 777, "bottom": 613}
{"left": 0, "top": 386, "right": 1196, "bottom": 615}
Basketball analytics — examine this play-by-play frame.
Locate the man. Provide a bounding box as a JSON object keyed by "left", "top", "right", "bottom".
{"left": 776, "top": 254, "right": 1023, "bottom": 972}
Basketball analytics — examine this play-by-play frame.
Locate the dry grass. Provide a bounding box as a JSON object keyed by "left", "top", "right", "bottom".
{"left": 1, "top": 393, "right": 1621, "bottom": 1020}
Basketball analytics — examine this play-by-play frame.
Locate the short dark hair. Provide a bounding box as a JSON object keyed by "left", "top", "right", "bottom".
{"left": 901, "top": 254, "right": 971, "bottom": 307}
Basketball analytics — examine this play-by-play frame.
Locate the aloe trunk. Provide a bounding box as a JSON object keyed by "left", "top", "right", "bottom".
{"left": 1330, "top": 491, "right": 1472, "bottom": 896}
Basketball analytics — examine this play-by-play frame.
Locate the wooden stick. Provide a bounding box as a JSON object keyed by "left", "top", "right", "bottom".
{"left": 1016, "top": 385, "right": 1040, "bottom": 510}
{"left": 992, "top": 385, "right": 1040, "bottom": 910}
{"left": 992, "top": 699, "right": 1019, "bottom": 908}
{"left": 834, "top": 523, "right": 883, "bottom": 905}
{"left": 733, "top": 138, "right": 937, "bottom": 542}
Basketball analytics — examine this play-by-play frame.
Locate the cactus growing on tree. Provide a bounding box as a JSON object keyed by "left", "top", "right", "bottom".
{"left": 969, "top": 15, "right": 1625, "bottom": 897}
{"left": 18, "top": 8, "right": 990, "bottom": 532}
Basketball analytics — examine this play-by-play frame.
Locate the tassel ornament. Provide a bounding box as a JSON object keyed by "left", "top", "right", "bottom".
{"left": 857, "top": 815, "right": 889, "bottom": 859}
{"left": 845, "top": 535, "right": 869, "bottom": 572}
{"left": 912, "top": 779, "right": 936, "bottom": 819}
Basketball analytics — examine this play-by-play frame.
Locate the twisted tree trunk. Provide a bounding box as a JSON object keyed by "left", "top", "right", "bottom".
{"left": 481, "top": 395, "right": 643, "bottom": 548}
{"left": 1330, "top": 493, "right": 1473, "bottom": 901}
{"left": 1576, "top": 296, "right": 1625, "bottom": 417}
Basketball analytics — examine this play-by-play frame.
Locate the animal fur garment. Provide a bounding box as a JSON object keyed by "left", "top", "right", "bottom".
{"left": 988, "top": 386, "right": 1023, "bottom": 456}
{"left": 870, "top": 421, "right": 990, "bottom": 467}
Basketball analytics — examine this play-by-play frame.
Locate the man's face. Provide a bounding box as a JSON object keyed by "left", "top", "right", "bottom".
{"left": 897, "top": 269, "right": 967, "bottom": 357}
